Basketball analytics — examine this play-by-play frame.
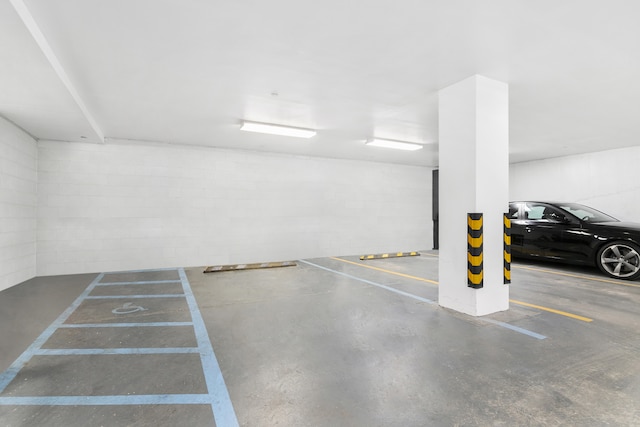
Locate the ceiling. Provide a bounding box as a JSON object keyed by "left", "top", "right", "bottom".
{"left": 1, "top": 0, "right": 639, "bottom": 167}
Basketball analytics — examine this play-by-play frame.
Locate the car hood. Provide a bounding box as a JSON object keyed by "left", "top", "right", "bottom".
{"left": 590, "top": 221, "right": 640, "bottom": 232}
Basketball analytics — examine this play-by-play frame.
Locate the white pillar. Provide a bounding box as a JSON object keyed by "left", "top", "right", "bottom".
{"left": 438, "top": 75, "right": 509, "bottom": 316}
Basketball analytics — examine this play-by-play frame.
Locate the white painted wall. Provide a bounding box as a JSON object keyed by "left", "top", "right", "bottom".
{"left": 0, "top": 117, "right": 37, "bottom": 291}
{"left": 9, "top": 120, "right": 638, "bottom": 282}
{"left": 438, "top": 75, "right": 509, "bottom": 316}
{"left": 37, "top": 141, "right": 432, "bottom": 276}
{"left": 510, "top": 146, "right": 640, "bottom": 221}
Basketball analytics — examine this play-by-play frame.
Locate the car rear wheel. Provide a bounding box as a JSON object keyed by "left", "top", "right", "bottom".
{"left": 596, "top": 241, "right": 640, "bottom": 280}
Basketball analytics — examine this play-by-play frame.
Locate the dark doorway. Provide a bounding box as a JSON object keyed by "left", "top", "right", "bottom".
{"left": 432, "top": 169, "right": 439, "bottom": 250}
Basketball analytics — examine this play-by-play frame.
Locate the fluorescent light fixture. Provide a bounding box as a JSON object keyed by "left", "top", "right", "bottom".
{"left": 240, "top": 121, "right": 317, "bottom": 138}
{"left": 365, "top": 138, "right": 423, "bottom": 151}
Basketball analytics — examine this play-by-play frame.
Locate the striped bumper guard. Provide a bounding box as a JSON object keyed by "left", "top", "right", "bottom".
{"left": 467, "top": 213, "right": 483, "bottom": 289}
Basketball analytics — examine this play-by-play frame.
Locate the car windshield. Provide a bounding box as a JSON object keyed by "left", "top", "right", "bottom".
{"left": 557, "top": 203, "right": 618, "bottom": 223}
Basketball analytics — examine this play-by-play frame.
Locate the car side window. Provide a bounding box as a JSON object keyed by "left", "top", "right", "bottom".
{"left": 524, "top": 203, "right": 545, "bottom": 220}
{"left": 524, "top": 203, "right": 567, "bottom": 222}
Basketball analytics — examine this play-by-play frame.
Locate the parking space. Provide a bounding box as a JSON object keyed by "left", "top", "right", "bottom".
{"left": 1, "top": 256, "right": 639, "bottom": 425}
{"left": 0, "top": 268, "right": 238, "bottom": 427}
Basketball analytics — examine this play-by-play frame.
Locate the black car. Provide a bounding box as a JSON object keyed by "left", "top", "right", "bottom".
{"left": 508, "top": 201, "right": 640, "bottom": 280}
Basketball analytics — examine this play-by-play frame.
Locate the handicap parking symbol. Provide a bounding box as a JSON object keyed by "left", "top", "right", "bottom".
{"left": 112, "top": 302, "right": 148, "bottom": 315}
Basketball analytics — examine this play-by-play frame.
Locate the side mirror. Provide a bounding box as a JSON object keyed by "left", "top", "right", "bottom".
{"left": 560, "top": 215, "right": 580, "bottom": 225}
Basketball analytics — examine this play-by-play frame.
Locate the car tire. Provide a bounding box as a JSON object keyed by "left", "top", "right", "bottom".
{"left": 596, "top": 241, "right": 640, "bottom": 280}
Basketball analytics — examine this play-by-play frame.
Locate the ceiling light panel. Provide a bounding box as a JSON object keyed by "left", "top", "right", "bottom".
{"left": 365, "top": 138, "right": 423, "bottom": 151}
{"left": 240, "top": 121, "right": 317, "bottom": 138}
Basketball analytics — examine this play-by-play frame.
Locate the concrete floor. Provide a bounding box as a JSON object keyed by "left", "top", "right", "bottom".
{"left": 1, "top": 251, "right": 639, "bottom": 426}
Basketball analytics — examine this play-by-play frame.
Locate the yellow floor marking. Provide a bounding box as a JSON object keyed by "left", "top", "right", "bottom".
{"left": 330, "top": 257, "right": 439, "bottom": 285}
{"left": 330, "top": 256, "right": 593, "bottom": 322}
{"left": 423, "top": 252, "right": 639, "bottom": 288}
{"left": 509, "top": 299, "right": 593, "bottom": 322}
{"left": 514, "top": 265, "right": 640, "bottom": 288}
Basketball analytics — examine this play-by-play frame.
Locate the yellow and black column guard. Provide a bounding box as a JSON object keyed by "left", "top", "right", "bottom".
{"left": 360, "top": 252, "right": 420, "bottom": 261}
{"left": 504, "top": 213, "right": 511, "bottom": 284}
{"left": 467, "top": 213, "right": 483, "bottom": 289}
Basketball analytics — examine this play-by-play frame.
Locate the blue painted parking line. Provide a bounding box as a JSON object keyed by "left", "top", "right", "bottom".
{"left": 96, "top": 280, "right": 182, "bottom": 286}
{"left": 482, "top": 318, "right": 546, "bottom": 340}
{"left": 34, "top": 348, "right": 199, "bottom": 356}
{"left": 300, "top": 259, "right": 547, "bottom": 340}
{"left": 84, "top": 294, "right": 185, "bottom": 299}
{"left": 0, "top": 394, "right": 214, "bottom": 406}
{"left": 299, "top": 259, "right": 436, "bottom": 304}
{"left": 58, "top": 322, "right": 194, "bottom": 328}
{"left": 0, "top": 267, "right": 238, "bottom": 426}
{"left": 104, "top": 267, "right": 180, "bottom": 274}
{"left": 179, "top": 268, "right": 239, "bottom": 427}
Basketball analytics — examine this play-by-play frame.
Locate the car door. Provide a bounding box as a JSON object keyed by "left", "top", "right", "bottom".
{"left": 508, "top": 202, "right": 526, "bottom": 257}
{"left": 520, "top": 202, "right": 580, "bottom": 260}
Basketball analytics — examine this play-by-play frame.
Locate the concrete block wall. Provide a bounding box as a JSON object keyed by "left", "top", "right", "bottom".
{"left": 510, "top": 146, "right": 640, "bottom": 221}
{"left": 8, "top": 115, "right": 639, "bottom": 283}
{"left": 0, "top": 117, "right": 37, "bottom": 291}
{"left": 37, "top": 141, "right": 431, "bottom": 276}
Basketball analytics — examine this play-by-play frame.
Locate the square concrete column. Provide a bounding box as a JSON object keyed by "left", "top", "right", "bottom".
{"left": 438, "top": 75, "right": 509, "bottom": 316}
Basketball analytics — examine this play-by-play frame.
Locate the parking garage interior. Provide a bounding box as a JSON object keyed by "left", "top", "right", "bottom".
{"left": 2, "top": 1, "right": 640, "bottom": 426}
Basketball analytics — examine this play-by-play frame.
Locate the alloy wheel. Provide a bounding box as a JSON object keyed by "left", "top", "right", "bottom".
{"left": 599, "top": 243, "right": 640, "bottom": 278}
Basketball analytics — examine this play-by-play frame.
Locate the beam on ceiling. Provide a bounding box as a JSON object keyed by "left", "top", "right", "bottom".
{"left": 9, "top": 0, "right": 105, "bottom": 143}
